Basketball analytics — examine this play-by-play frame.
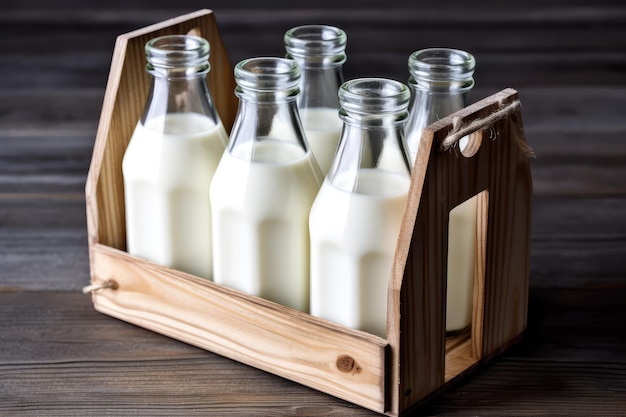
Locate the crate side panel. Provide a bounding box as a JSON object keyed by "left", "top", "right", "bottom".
{"left": 389, "top": 89, "right": 531, "bottom": 414}
{"left": 87, "top": 10, "right": 237, "bottom": 252}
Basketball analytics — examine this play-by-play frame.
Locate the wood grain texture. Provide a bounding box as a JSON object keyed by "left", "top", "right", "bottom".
{"left": 0, "top": 292, "right": 380, "bottom": 416}
{"left": 1, "top": 0, "right": 626, "bottom": 415}
{"left": 388, "top": 89, "right": 532, "bottom": 414}
{"left": 441, "top": 190, "right": 489, "bottom": 382}
{"left": 2, "top": 288, "right": 624, "bottom": 416}
{"left": 90, "top": 244, "right": 389, "bottom": 413}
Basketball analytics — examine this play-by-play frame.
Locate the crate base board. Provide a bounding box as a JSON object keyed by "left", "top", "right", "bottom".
{"left": 90, "top": 243, "right": 390, "bottom": 414}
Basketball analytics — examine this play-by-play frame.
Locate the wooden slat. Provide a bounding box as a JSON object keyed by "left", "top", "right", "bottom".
{"left": 0, "top": 90, "right": 102, "bottom": 134}
{"left": 0, "top": 135, "right": 93, "bottom": 194}
{"left": 0, "top": 196, "right": 89, "bottom": 292}
{"left": 0, "top": 360, "right": 379, "bottom": 416}
{"left": 90, "top": 244, "right": 389, "bottom": 414}
{"left": 0, "top": 291, "right": 209, "bottom": 364}
{"left": 0, "top": 292, "right": 379, "bottom": 416}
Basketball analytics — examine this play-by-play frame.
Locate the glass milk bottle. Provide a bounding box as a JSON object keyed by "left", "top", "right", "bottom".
{"left": 309, "top": 78, "right": 412, "bottom": 338}
{"left": 284, "top": 25, "right": 346, "bottom": 176}
{"left": 404, "top": 48, "right": 477, "bottom": 334}
{"left": 122, "top": 35, "right": 228, "bottom": 280}
{"left": 404, "top": 48, "right": 475, "bottom": 161}
{"left": 210, "top": 57, "right": 323, "bottom": 312}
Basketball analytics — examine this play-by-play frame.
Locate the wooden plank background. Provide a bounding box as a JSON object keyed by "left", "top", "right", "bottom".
{"left": 1, "top": 0, "right": 625, "bottom": 415}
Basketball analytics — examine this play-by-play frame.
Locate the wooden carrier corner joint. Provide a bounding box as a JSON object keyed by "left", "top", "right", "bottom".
{"left": 84, "top": 10, "right": 532, "bottom": 417}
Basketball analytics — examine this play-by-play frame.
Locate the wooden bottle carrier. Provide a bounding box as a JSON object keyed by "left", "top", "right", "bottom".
{"left": 85, "top": 9, "right": 532, "bottom": 416}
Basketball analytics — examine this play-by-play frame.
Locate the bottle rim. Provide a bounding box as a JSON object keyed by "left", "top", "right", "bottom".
{"left": 339, "top": 77, "right": 410, "bottom": 116}
{"left": 235, "top": 57, "right": 301, "bottom": 92}
{"left": 408, "top": 48, "right": 475, "bottom": 83}
{"left": 145, "top": 35, "right": 211, "bottom": 69}
{"left": 284, "top": 25, "right": 347, "bottom": 59}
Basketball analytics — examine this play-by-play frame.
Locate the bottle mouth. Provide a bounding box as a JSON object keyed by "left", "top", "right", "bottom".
{"left": 145, "top": 35, "right": 211, "bottom": 69}
{"left": 339, "top": 78, "right": 410, "bottom": 116}
{"left": 235, "top": 57, "right": 301, "bottom": 92}
{"left": 408, "top": 48, "right": 475, "bottom": 84}
{"left": 284, "top": 25, "right": 347, "bottom": 59}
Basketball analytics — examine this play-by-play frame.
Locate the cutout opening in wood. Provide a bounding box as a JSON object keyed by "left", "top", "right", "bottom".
{"left": 444, "top": 190, "right": 488, "bottom": 381}
{"left": 458, "top": 130, "right": 482, "bottom": 158}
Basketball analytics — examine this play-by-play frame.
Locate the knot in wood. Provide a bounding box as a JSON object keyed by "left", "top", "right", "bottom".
{"left": 336, "top": 355, "right": 355, "bottom": 373}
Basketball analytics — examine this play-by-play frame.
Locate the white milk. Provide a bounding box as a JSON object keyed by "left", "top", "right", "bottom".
{"left": 446, "top": 195, "right": 477, "bottom": 333}
{"left": 210, "top": 139, "right": 322, "bottom": 312}
{"left": 299, "top": 107, "right": 343, "bottom": 176}
{"left": 309, "top": 169, "right": 410, "bottom": 338}
{"left": 122, "top": 112, "right": 228, "bottom": 280}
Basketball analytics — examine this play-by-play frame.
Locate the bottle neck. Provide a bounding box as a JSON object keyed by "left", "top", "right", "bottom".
{"left": 141, "top": 70, "right": 219, "bottom": 128}
{"left": 327, "top": 122, "right": 411, "bottom": 191}
{"left": 406, "top": 81, "right": 471, "bottom": 127}
{"left": 284, "top": 25, "right": 347, "bottom": 110}
{"left": 292, "top": 58, "right": 344, "bottom": 109}
{"left": 228, "top": 95, "right": 307, "bottom": 162}
{"left": 140, "top": 35, "right": 220, "bottom": 130}
{"left": 404, "top": 48, "right": 475, "bottom": 160}
{"left": 327, "top": 78, "right": 411, "bottom": 191}
{"left": 228, "top": 57, "right": 309, "bottom": 162}
{"left": 233, "top": 91, "right": 300, "bottom": 135}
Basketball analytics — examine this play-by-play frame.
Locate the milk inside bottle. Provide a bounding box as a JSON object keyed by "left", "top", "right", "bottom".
{"left": 284, "top": 25, "right": 347, "bottom": 176}
{"left": 122, "top": 35, "right": 228, "bottom": 280}
{"left": 309, "top": 78, "right": 412, "bottom": 338}
{"left": 299, "top": 108, "right": 343, "bottom": 175}
{"left": 210, "top": 57, "right": 322, "bottom": 312}
{"left": 446, "top": 195, "right": 478, "bottom": 333}
{"left": 404, "top": 48, "right": 477, "bottom": 333}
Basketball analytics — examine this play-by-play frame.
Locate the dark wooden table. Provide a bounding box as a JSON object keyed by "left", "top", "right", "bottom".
{"left": 2, "top": 1, "right": 626, "bottom": 415}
